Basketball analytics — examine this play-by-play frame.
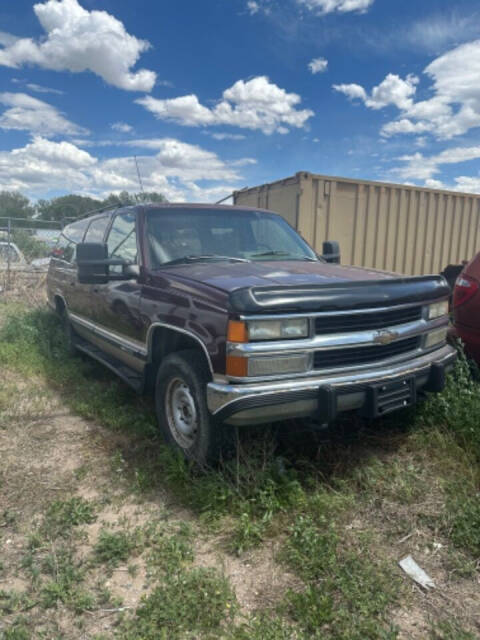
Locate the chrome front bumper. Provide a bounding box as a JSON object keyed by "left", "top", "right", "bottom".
{"left": 207, "top": 344, "right": 457, "bottom": 426}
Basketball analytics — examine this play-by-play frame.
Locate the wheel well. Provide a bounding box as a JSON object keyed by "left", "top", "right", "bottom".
{"left": 145, "top": 326, "right": 212, "bottom": 390}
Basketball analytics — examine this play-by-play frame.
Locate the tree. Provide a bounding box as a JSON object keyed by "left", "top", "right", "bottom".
{"left": 0, "top": 191, "right": 35, "bottom": 220}
{"left": 101, "top": 191, "right": 167, "bottom": 208}
{"left": 36, "top": 194, "right": 103, "bottom": 222}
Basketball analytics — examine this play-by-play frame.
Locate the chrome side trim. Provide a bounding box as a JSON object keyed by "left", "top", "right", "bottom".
{"left": 69, "top": 312, "right": 147, "bottom": 358}
{"left": 145, "top": 322, "right": 214, "bottom": 375}
{"left": 207, "top": 344, "right": 456, "bottom": 415}
{"left": 227, "top": 316, "right": 448, "bottom": 357}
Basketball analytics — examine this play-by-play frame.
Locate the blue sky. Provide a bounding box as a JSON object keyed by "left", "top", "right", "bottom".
{"left": 1, "top": 0, "right": 480, "bottom": 202}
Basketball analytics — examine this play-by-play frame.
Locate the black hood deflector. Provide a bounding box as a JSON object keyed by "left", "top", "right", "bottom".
{"left": 228, "top": 276, "right": 450, "bottom": 314}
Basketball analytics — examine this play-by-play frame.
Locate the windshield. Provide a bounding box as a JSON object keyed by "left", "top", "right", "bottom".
{"left": 146, "top": 208, "right": 318, "bottom": 267}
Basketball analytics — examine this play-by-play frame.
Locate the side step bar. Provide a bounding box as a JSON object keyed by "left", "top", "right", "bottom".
{"left": 74, "top": 337, "right": 144, "bottom": 393}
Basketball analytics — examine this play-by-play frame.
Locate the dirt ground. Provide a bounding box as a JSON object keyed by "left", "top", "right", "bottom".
{"left": 1, "top": 278, "right": 479, "bottom": 639}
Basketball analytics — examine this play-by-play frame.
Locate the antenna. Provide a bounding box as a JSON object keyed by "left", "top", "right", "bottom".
{"left": 134, "top": 155, "right": 145, "bottom": 200}
{"left": 215, "top": 192, "right": 234, "bottom": 205}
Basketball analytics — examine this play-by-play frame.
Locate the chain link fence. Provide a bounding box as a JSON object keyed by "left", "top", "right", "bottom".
{"left": 0, "top": 216, "right": 65, "bottom": 295}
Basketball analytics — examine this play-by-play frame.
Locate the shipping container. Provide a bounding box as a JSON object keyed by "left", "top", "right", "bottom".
{"left": 233, "top": 172, "right": 480, "bottom": 277}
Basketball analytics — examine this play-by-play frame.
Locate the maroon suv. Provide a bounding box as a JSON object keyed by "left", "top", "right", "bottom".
{"left": 47, "top": 204, "right": 456, "bottom": 464}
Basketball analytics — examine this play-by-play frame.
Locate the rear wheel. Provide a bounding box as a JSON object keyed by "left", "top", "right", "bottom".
{"left": 155, "top": 349, "right": 231, "bottom": 466}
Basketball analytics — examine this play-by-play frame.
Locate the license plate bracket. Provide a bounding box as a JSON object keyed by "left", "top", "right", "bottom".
{"left": 362, "top": 377, "right": 416, "bottom": 419}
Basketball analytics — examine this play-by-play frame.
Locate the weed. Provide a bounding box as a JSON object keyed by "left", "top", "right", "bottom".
{"left": 230, "top": 511, "right": 265, "bottom": 555}
{"left": 121, "top": 567, "right": 236, "bottom": 639}
{"left": 41, "top": 497, "right": 96, "bottom": 538}
{"left": 2, "top": 618, "right": 31, "bottom": 640}
{"left": 0, "top": 590, "right": 35, "bottom": 615}
{"left": 430, "top": 619, "right": 478, "bottom": 639}
{"left": 145, "top": 524, "right": 193, "bottom": 575}
{"left": 94, "top": 529, "right": 135, "bottom": 566}
{"left": 39, "top": 545, "right": 91, "bottom": 611}
{"left": 445, "top": 488, "right": 480, "bottom": 556}
{"left": 281, "top": 514, "right": 401, "bottom": 639}
{"left": 228, "top": 613, "right": 305, "bottom": 639}
{"left": 418, "top": 350, "right": 480, "bottom": 460}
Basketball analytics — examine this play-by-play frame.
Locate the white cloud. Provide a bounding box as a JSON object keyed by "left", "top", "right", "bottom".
{"left": 424, "top": 178, "right": 445, "bottom": 189}
{"left": 209, "top": 133, "right": 246, "bottom": 140}
{"left": 308, "top": 57, "right": 328, "bottom": 74}
{"left": 111, "top": 122, "right": 133, "bottom": 133}
{"left": 406, "top": 12, "right": 480, "bottom": 53}
{"left": 0, "top": 0, "right": 156, "bottom": 91}
{"left": 334, "top": 73, "right": 419, "bottom": 110}
{"left": 0, "top": 136, "right": 250, "bottom": 203}
{"left": 452, "top": 176, "right": 480, "bottom": 193}
{"left": 297, "top": 0, "right": 374, "bottom": 14}
{"left": 247, "top": 1, "right": 260, "bottom": 15}
{"left": 394, "top": 145, "right": 480, "bottom": 181}
{"left": 26, "top": 82, "right": 63, "bottom": 95}
{"left": 381, "top": 118, "right": 432, "bottom": 137}
{"left": 136, "top": 76, "right": 313, "bottom": 135}
{"left": 0, "top": 92, "right": 88, "bottom": 136}
{"left": 336, "top": 39, "right": 480, "bottom": 141}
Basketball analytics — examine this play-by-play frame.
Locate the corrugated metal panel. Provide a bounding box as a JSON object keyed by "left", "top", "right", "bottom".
{"left": 233, "top": 172, "right": 480, "bottom": 275}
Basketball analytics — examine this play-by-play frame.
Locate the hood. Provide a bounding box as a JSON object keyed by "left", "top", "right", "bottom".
{"left": 161, "top": 260, "right": 450, "bottom": 313}
{"left": 162, "top": 260, "right": 398, "bottom": 292}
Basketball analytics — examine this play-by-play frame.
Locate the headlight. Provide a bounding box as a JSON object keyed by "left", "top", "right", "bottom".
{"left": 247, "top": 318, "right": 309, "bottom": 341}
{"left": 425, "top": 327, "right": 448, "bottom": 349}
{"left": 428, "top": 301, "right": 449, "bottom": 319}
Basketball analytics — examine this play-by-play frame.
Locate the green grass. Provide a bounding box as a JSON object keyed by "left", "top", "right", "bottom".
{"left": 2, "top": 305, "right": 480, "bottom": 638}
{"left": 430, "top": 619, "right": 478, "bottom": 639}
{"left": 94, "top": 529, "right": 136, "bottom": 567}
{"left": 121, "top": 567, "right": 236, "bottom": 640}
{"left": 41, "top": 497, "right": 96, "bottom": 539}
{"left": 281, "top": 513, "right": 401, "bottom": 639}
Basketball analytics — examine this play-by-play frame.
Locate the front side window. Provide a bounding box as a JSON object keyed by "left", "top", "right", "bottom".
{"left": 85, "top": 215, "right": 110, "bottom": 244}
{"left": 106, "top": 212, "right": 137, "bottom": 272}
{"left": 64, "top": 219, "right": 89, "bottom": 244}
{"left": 146, "top": 208, "right": 317, "bottom": 267}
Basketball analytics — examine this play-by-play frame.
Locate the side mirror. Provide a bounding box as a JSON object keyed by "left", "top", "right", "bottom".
{"left": 77, "top": 242, "right": 110, "bottom": 284}
{"left": 321, "top": 240, "right": 340, "bottom": 264}
{"left": 76, "top": 242, "right": 131, "bottom": 284}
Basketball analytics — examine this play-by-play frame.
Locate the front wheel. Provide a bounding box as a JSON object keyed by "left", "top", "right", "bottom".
{"left": 155, "top": 350, "right": 231, "bottom": 466}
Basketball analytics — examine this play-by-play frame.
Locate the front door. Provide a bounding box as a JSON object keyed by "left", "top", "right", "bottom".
{"left": 91, "top": 210, "right": 145, "bottom": 372}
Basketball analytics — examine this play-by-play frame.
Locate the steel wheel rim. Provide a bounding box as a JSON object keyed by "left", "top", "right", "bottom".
{"left": 165, "top": 377, "right": 198, "bottom": 448}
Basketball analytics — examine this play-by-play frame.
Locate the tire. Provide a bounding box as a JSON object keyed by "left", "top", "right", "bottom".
{"left": 155, "top": 349, "right": 231, "bottom": 466}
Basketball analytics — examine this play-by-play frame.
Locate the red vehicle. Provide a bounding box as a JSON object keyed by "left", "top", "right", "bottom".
{"left": 452, "top": 253, "right": 480, "bottom": 362}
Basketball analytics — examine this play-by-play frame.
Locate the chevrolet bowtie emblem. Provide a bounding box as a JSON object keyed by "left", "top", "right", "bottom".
{"left": 373, "top": 329, "right": 398, "bottom": 345}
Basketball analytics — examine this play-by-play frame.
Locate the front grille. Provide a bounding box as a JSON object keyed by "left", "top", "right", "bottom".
{"left": 314, "top": 306, "right": 422, "bottom": 335}
{"left": 313, "top": 336, "right": 420, "bottom": 369}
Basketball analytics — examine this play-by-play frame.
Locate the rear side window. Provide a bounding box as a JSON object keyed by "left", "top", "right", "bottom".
{"left": 85, "top": 215, "right": 110, "bottom": 243}
{"left": 107, "top": 212, "right": 137, "bottom": 272}
{"left": 52, "top": 234, "right": 75, "bottom": 263}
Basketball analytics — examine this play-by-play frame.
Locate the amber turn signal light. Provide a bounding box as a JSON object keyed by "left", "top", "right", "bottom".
{"left": 227, "top": 320, "right": 248, "bottom": 343}
{"left": 226, "top": 355, "right": 248, "bottom": 377}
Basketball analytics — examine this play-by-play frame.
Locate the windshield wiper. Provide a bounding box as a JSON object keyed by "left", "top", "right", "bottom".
{"left": 162, "top": 254, "right": 250, "bottom": 266}
{"left": 251, "top": 250, "right": 317, "bottom": 261}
